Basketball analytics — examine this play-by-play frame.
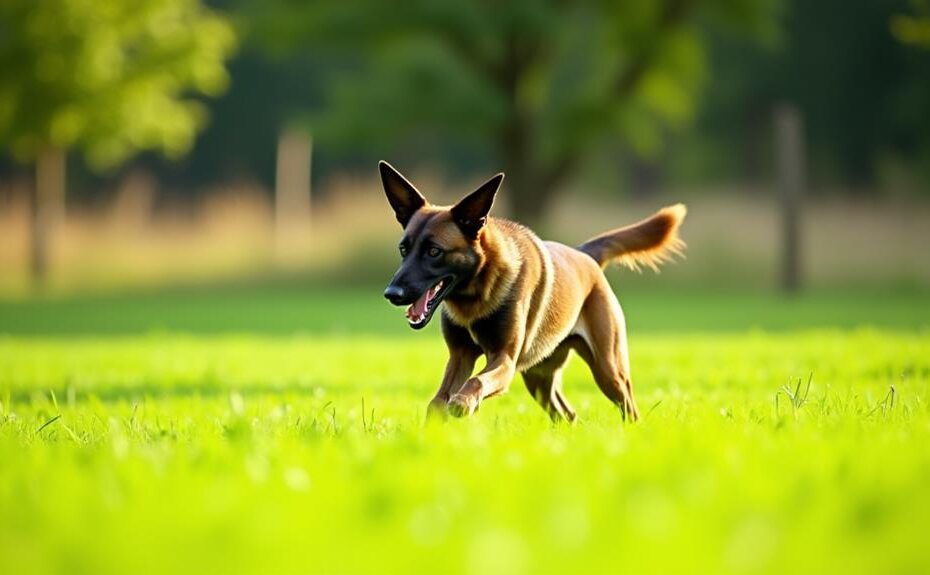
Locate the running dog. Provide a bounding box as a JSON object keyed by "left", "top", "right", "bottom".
{"left": 380, "top": 161, "right": 686, "bottom": 421}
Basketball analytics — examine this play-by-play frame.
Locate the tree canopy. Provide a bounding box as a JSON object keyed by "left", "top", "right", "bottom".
{"left": 247, "top": 0, "right": 782, "bottom": 222}
{"left": 0, "top": 0, "right": 236, "bottom": 168}
{"left": 892, "top": 0, "right": 930, "bottom": 48}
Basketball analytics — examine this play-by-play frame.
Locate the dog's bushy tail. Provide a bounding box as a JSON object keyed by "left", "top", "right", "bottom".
{"left": 577, "top": 204, "right": 687, "bottom": 271}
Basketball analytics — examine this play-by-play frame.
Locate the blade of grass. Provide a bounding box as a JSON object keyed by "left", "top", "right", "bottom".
{"left": 36, "top": 414, "right": 61, "bottom": 434}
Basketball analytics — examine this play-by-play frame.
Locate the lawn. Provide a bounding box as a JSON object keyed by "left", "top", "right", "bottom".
{"left": 1, "top": 289, "right": 929, "bottom": 574}
{"left": 3, "top": 285, "right": 930, "bottom": 334}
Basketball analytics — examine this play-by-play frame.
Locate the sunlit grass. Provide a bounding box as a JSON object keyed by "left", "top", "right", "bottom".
{"left": 1, "top": 330, "right": 929, "bottom": 574}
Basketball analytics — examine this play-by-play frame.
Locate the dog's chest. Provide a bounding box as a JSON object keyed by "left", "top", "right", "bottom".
{"left": 458, "top": 303, "right": 515, "bottom": 353}
{"left": 451, "top": 303, "right": 575, "bottom": 372}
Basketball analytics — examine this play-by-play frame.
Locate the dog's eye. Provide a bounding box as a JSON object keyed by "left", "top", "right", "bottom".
{"left": 399, "top": 245, "right": 408, "bottom": 257}
{"left": 427, "top": 246, "right": 443, "bottom": 258}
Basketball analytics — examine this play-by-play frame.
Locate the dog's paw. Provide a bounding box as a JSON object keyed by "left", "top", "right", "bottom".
{"left": 447, "top": 393, "right": 477, "bottom": 418}
{"left": 425, "top": 399, "right": 450, "bottom": 422}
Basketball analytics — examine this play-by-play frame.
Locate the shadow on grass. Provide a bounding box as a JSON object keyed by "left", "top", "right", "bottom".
{"left": 8, "top": 379, "right": 420, "bottom": 406}
{"left": 11, "top": 382, "right": 308, "bottom": 404}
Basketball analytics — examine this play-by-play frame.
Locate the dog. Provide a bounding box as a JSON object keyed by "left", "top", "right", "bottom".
{"left": 380, "top": 161, "right": 686, "bottom": 422}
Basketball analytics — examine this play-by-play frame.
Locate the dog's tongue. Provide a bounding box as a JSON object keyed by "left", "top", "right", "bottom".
{"left": 407, "top": 290, "right": 430, "bottom": 320}
{"left": 405, "top": 281, "right": 444, "bottom": 322}
{"left": 406, "top": 290, "right": 430, "bottom": 321}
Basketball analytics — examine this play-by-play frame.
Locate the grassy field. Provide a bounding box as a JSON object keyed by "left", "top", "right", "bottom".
{"left": 1, "top": 289, "right": 929, "bottom": 574}
{"left": 3, "top": 285, "right": 930, "bottom": 334}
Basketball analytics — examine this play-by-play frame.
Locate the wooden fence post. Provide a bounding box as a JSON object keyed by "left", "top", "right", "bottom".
{"left": 30, "top": 145, "right": 66, "bottom": 286}
{"left": 275, "top": 127, "right": 312, "bottom": 256}
{"left": 774, "top": 104, "right": 804, "bottom": 294}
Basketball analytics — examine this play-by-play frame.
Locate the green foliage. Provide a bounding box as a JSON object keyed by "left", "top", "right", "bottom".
{"left": 245, "top": 0, "right": 781, "bottom": 215}
{"left": 1, "top": 329, "right": 928, "bottom": 574}
{"left": 0, "top": 0, "right": 236, "bottom": 168}
{"left": 892, "top": 0, "right": 930, "bottom": 48}
{"left": 688, "top": 0, "right": 930, "bottom": 188}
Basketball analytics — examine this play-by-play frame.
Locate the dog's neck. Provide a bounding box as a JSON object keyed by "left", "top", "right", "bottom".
{"left": 444, "top": 219, "right": 522, "bottom": 326}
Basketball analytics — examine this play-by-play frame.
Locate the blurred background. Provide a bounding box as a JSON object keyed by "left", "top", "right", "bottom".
{"left": 1, "top": 0, "right": 929, "bottom": 334}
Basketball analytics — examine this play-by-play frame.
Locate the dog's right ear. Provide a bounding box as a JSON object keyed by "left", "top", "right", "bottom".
{"left": 379, "top": 161, "right": 427, "bottom": 228}
{"left": 451, "top": 172, "right": 503, "bottom": 239}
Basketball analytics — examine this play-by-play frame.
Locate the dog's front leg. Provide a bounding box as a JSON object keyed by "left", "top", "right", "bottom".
{"left": 427, "top": 315, "right": 482, "bottom": 420}
{"left": 427, "top": 350, "right": 479, "bottom": 420}
{"left": 448, "top": 351, "right": 517, "bottom": 417}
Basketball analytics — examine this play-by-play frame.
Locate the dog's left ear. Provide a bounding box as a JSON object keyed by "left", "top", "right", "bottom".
{"left": 452, "top": 173, "right": 504, "bottom": 239}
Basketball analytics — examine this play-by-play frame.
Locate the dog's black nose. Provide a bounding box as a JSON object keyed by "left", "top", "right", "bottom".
{"left": 384, "top": 285, "right": 406, "bottom": 305}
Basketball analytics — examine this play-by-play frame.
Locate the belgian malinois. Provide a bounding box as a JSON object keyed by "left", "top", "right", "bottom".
{"left": 380, "top": 161, "right": 686, "bottom": 422}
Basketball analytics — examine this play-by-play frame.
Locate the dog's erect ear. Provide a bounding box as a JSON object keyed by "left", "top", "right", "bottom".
{"left": 451, "top": 173, "right": 503, "bottom": 239}
{"left": 380, "top": 161, "right": 427, "bottom": 228}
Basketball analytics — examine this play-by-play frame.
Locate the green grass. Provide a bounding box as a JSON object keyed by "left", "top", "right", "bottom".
{"left": 2, "top": 327, "right": 929, "bottom": 574}
{"left": 2, "top": 285, "right": 930, "bottom": 334}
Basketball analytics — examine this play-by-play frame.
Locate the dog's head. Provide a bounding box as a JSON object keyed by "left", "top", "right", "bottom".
{"left": 379, "top": 161, "right": 503, "bottom": 329}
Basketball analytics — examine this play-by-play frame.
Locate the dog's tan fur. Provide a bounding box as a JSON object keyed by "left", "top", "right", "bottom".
{"left": 380, "top": 162, "right": 686, "bottom": 422}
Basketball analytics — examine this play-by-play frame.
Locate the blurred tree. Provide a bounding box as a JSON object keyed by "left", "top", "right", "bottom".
{"left": 689, "top": 0, "right": 930, "bottom": 191}
{"left": 245, "top": 0, "right": 781, "bottom": 225}
{"left": 0, "top": 0, "right": 235, "bottom": 283}
{"left": 892, "top": 0, "right": 930, "bottom": 49}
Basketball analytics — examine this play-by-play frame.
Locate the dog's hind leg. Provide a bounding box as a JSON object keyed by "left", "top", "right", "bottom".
{"left": 523, "top": 371, "right": 575, "bottom": 423}
{"left": 573, "top": 283, "right": 639, "bottom": 421}
{"left": 522, "top": 340, "right": 576, "bottom": 423}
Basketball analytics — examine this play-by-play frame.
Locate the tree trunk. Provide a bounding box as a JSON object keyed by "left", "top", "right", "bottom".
{"left": 628, "top": 156, "right": 662, "bottom": 198}
{"left": 502, "top": 142, "right": 533, "bottom": 225}
{"left": 503, "top": 152, "right": 561, "bottom": 228}
{"left": 494, "top": 29, "right": 576, "bottom": 228}
{"left": 502, "top": 137, "right": 565, "bottom": 228}
{"left": 500, "top": 89, "right": 563, "bottom": 228}
{"left": 30, "top": 146, "right": 66, "bottom": 286}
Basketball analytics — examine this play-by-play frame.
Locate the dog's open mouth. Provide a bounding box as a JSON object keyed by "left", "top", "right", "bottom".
{"left": 406, "top": 278, "right": 452, "bottom": 329}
